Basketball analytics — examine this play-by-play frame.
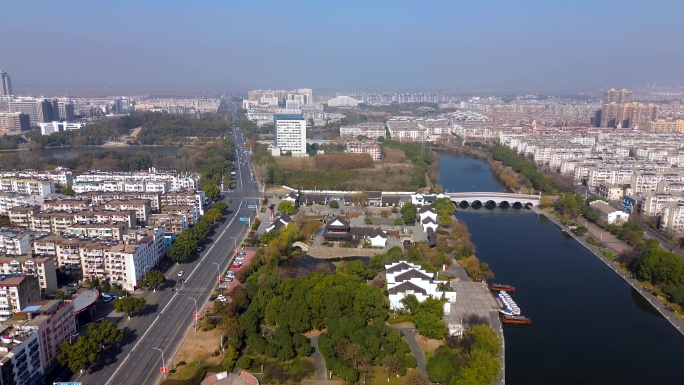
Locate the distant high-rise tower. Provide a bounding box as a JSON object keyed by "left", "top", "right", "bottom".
{"left": 0, "top": 71, "right": 12, "bottom": 96}
{"left": 599, "top": 88, "right": 658, "bottom": 128}
{"left": 273, "top": 109, "right": 306, "bottom": 155}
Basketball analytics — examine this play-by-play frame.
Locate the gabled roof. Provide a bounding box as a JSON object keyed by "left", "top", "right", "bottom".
{"left": 370, "top": 227, "right": 387, "bottom": 239}
{"left": 395, "top": 269, "right": 432, "bottom": 282}
{"left": 418, "top": 206, "right": 436, "bottom": 214}
{"left": 327, "top": 216, "right": 350, "bottom": 228}
{"left": 366, "top": 191, "right": 382, "bottom": 199}
{"left": 422, "top": 217, "right": 437, "bottom": 224}
{"left": 382, "top": 196, "right": 401, "bottom": 204}
{"left": 388, "top": 281, "right": 428, "bottom": 295}
{"left": 385, "top": 261, "right": 416, "bottom": 273}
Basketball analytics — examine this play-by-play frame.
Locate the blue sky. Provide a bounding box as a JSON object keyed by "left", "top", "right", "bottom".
{"left": 3, "top": 0, "right": 683, "bottom": 92}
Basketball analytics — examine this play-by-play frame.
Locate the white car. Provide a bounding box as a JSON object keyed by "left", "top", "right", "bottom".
{"left": 218, "top": 284, "right": 227, "bottom": 289}
{"left": 178, "top": 271, "right": 185, "bottom": 277}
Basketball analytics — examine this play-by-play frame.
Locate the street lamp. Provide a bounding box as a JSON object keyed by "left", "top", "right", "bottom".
{"left": 151, "top": 346, "right": 167, "bottom": 379}
{"left": 186, "top": 296, "right": 198, "bottom": 331}
{"left": 228, "top": 237, "right": 238, "bottom": 254}
{"left": 211, "top": 262, "right": 222, "bottom": 288}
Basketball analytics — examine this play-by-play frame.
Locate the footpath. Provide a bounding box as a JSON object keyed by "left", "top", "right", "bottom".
{"left": 531, "top": 206, "right": 684, "bottom": 335}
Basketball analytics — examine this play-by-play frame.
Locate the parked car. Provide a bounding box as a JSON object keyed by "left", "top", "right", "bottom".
{"left": 218, "top": 284, "right": 227, "bottom": 289}
{"left": 237, "top": 251, "right": 246, "bottom": 256}
{"left": 196, "top": 246, "right": 204, "bottom": 252}
{"left": 226, "top": 271, "right": 235, "bottom": 277}
{"left": 103, "top": 296, "right": 113, "bottom": 303}
{"left": 231, "top": 264, "right": 241, "bottom": 269}
{"left": 67, "top": 282, "right": 78, "bottom": 287}
{"left": 222, "top": 277, "right": 233, "bottom": 282}
{"left": 178, "top": 271, "right": 185, "bottom": 277}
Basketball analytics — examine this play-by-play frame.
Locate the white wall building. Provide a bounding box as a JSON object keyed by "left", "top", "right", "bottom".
{"left": 589, "top": 201, "right": 629, "bottom": 224}
{"left": 39, "top": 121, "right": 85, "bottom": 136}
{"left": 274, "top": 109, "right": 306, "bottom": 155}
{"left": 328, "top": 96, "right": 360, "bottom": 108}
{"left": 385, "top": 261, "right": 456, "bottom": 311}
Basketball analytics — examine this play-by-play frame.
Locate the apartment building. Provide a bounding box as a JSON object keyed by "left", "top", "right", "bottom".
{"left": 0, "top": 178, "right": 54, "bottom": 197}
{"left": 0, "top": 255, "right": 57, "bottom": 294}
{"left": 7, "top": 206, "right": 40, "bottom": 229}
{"left": 29, "top": 212, "right": 75, "bottom": 233}
{"left": 161, "top": 190, "right": 205, "bottom": 216}
{"left": 42, "top": 199, "right": 91, "bottom": 212}
{"left": 78, "top": 191, "right": 161, "bottom": 212}
{"left": 0, "top": 169, "right": 73, "bottom": 187}
{"left": 98, "top": 200, "right": 151, "bottom": 225}
{"left": 638, "top": 192, "right": 683, "bottom": 216}
{"left": 66, "top": 222, "right": 128, "bottom": 241}
{"left": 345, "top": 140, "right": 382, "bottom": 161}
{"left": 0, "top": 229, "right": 32, "bottom": 256}
{"left": 74, "top": 170, "right": 199, "bottom": 191}
{"left": 32, "top": 235, "right": 84, "bottom": 274}
{"left": 72, "top": 180, "right": 170, "bottom": 194}
{"left": 149, "top": 213, "right": 188, "bottom": 234}
{"left": 0, "top": 322, "right": 44, "bottom": 385}
{"left": 12, "top": 299, "right": 76, "bottom": 371}
{"left": 339, "top": 123, "right": 386, "bottom": 139}
{"left": 160, "top": 205, "right": 198, "bottom": 226}
{"left": 105, "top": 227, "right": 164, "bottom": 291}
{"left": 0, "top": 193, "right": 44, "bottom": 216}
{"left": 0, "top": 276, "right": 41, "bottom": 321}
{"left": 659, "top": 202, "right": 684, "bottom": 238}
{"left": 0, "top": 112, "right": 30, "bottom": 133}
{"left": 597, "top": 183, "right": 624, "bottom": 201}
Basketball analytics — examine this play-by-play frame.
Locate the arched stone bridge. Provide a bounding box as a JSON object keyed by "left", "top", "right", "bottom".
{"left": 446, "top": 192, "right": 540, "bottom": 208}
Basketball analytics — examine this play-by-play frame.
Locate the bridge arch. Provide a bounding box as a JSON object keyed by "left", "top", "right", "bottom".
{"left": 292, "top": 241, "right": 310, "bottom": 252}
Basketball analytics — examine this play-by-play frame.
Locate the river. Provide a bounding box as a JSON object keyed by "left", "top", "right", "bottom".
{"left": 438, "top": 151, "right": 683, "bottom": 385}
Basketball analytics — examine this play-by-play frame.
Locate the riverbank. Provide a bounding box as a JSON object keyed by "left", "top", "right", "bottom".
{"left": 531, "top": 206, "right": 684, "bottom": 335}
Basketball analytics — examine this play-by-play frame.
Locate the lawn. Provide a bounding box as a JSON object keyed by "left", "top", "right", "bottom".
{"left": 369, "top": 366, "right": 408, "bottom": 385}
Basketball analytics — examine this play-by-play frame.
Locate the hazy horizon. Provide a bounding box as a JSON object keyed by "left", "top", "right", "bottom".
{"left": 3, "top": 0, "right": 684, "bottom": 94}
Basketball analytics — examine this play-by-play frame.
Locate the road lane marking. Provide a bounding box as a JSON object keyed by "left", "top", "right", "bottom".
{"left": 104, "top": 201, "right": 244, "bottom": 385}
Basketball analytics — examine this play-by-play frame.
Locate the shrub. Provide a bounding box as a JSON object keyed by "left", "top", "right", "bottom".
{"left": 236, "top": 356, "right": 253, "bottom": 370}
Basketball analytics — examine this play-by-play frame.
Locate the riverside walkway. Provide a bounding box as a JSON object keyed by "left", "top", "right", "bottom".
{"left": 531, "top": 206, "right": 684, "bottom": 336}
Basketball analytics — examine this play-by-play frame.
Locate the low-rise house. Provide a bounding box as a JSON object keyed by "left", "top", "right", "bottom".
{"left": 369, "top": 228, "right": 387, "bottom": 247}
{"left": 418, "top": 206, "right": 437, "bottom": 223}
{"left": 385, "top": 261, "right": 456, "bottom": 311}
{"left": 411, "top": 193, "right": 447, "bottom": 206}
{"left": 265, "top": 213, "right": 292, "bottom": 233}
{"left": 589, "top": 201, "right": 630, "bottom": 224}
{"left": 421, "top": 217, "right": 438, "bottom": 232}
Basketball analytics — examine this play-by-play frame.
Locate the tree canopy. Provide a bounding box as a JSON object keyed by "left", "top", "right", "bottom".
{"left": 114, "top": 296, "right": 147, "bottom": 318}
{"left": 277, "top": 200, "right": 296, "bottom": 215}
{"left": 57, "top": 320, "right": 124, "bottom": 373}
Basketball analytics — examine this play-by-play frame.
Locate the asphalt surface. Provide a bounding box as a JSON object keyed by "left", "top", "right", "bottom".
{"left": 69, "top": 103, "right": 262, "bottom": 385}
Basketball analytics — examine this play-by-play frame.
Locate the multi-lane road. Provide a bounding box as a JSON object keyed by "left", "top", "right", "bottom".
{"left": 70, "top": 104, "right": 260, "bottom": 385}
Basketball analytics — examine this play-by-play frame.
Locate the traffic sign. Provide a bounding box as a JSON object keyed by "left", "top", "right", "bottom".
{"left": 217, "top": 275, "right": 222, "bottom": 281}
{"left": 239, "top": 217, "right": 248, "bottom": 222}
{"left": 247, "top": 205, "right": 257, "bottom": 209}
{"left": 193, "top": 312, "right": 201, "bottom": 320}
{"left": 160, "top": 367, "right": 169, "bottom": 374}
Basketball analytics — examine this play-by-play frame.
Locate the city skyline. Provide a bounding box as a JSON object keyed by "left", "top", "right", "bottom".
{"left": 3, "top": 1, "right": 684, "bottom": 93}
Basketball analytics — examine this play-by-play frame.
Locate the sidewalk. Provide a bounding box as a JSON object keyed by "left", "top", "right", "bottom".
{"left": 531, "top": 207, "right": 684, "bottom": 335}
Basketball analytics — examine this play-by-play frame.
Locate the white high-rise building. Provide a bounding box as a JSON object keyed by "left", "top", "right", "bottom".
{"left": 0, "top": 71, "right": 12, "bottom": 96}
{"left": 274, "top": 109, "right": 306, "bottom": 155}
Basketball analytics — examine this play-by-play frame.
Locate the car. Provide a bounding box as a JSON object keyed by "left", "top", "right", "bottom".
{"left": 226, "top": 271, "right": 235, "bottom": 276}
{"left": 103, "top": 296, "right": 113, "bottom": 303}
{"left": 179, "top": 279, "right": 185, "bottom": 284}
{"left": 231, "top": 264, "right": 241, "bottom": 269}
{"left": 237, "top": 251, "right": 246, "bottom": 256}
{"left": 178, "top": 271, "right": 185, "bottom": 277}
{"left": 222, "top": 277, "right": 233, "bottom": 282}
{"left": 67, "top": 282, "right": 78, "bottom": 287}
{"left": 196, "top": 246, "right": 204, "bottom": 252}
{"left": 218, "top": 284, "right": 227, "bottom": 289}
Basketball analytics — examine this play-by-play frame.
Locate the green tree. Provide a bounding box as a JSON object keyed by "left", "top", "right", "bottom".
{"left": 55, "top": 290, "right": 67, "bottom": 300}
{"left": 467, "top": 325, "right": 500, "bottom": 357}
{"left": 221, "top": 345, "right": 239, "bottom": 371}
{"left": 236, "top": 356, "right": 253, "bottom": 370}
{"left": 433, "top": 197, "right": 455, "bottom": 226}
{"left": 383, "top": 355, "right": 399, "bottom": 381}
{"left": 364, "top": 216, "right": 373, "bottom": 225}
{"left": 401, "top": 202, "right": 417, "bottom": 224}
{"left": 427, "top": 354, "right": 458, "bottom": 384}
{"left": 57, "top": 336, "right": 98, "bottom": 373}
{"left": 329, "top": 200, "right": 339, "bottom": 209}
{"left": 278, "top": 200, "right": 296, "bottom": 215}
{"left": 87, "top": 320, "right": 125, "bottom": 347}
{"left": 141, "top": 270, "right": 166, "bottom": 291}
{"left": 114, "top": 297, "right": 147, "bottom": 319}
